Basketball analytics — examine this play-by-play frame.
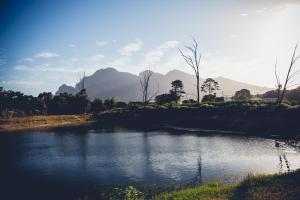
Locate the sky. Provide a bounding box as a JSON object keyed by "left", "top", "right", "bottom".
{"left": 0, "top": 0, "right": 300, "bottom": 95}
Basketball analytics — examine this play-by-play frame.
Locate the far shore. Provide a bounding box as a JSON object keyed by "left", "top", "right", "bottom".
{"left": 0, "top": 114, "right": 92, "bottom": 133}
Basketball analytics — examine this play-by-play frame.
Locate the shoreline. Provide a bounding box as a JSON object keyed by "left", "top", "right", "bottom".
{"left": 0, "top": 114, "right": 92, "bottom": 133}
{"left": 154, "top": 170, "right": 300, "bottom": 200}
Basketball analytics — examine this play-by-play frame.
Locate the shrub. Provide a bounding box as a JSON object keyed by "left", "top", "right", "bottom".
{"left": 104, "top": 98, "right": 115, "bottom": 109}
{"left": 91, "top": 99, "right": 104, "bottom": 113}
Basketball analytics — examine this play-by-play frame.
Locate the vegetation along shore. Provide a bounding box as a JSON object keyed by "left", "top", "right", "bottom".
{"left": 88, "top": 170, "right": 300, "bottom": 199}
{"left": 154, "top": 170, "right": 300, "bottom": 200}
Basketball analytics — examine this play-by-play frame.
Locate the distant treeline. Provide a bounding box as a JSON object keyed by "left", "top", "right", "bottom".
{"left": 1, "top": 83, "right": 300, "bottom": 119}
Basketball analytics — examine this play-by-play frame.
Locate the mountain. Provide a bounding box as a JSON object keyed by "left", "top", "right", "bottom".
{"left": 56, "top": 67, "right": 272, "bottom": 101}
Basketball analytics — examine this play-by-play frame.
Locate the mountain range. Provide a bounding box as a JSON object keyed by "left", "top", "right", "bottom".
{"left": 56, "top": 68, "right": 272, "bottom": 101}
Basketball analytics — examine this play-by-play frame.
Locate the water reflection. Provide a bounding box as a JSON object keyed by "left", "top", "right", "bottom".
{"left": 0, "top": 129, "right": 300, "bottom": 200}
{"left": 275, "top": 141, "right": 291, "bottom": 173}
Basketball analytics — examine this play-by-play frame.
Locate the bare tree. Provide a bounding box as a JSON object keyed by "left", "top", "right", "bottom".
{"left": 78, "top": 72, "right": 86, "bottom": 91}
{"left": 274, "top": 60, "right": 282, "bottom": 102}
{"left": 278, "top": 44, "right": 300, "bottom": 104}
{"left": 179, "top": 37, "right": 202, "bottom": 103}
{"left": 140, "top": 69, "right": 158, "bottom": 104}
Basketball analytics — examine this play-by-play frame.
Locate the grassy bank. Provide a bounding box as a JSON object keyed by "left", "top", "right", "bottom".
{"left": 0, "top": 114, "right": 92, "bottom": 132}
{"left": 154, "top": 170, "right": 300, "bottom": 200}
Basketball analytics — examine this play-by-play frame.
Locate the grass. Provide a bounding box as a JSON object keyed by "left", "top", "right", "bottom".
{"left": 154, "top": 181, "right": 236, "bottom": 200}
{"left": 0, "top": 114, "right": 92, "bottom": 132}
{"left": 154, "top": 170, "right": 300, "bottom": 200}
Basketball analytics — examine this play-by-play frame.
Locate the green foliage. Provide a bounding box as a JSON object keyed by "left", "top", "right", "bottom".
{"left": 110, "top": 186, "right": 144, "bottom": 200}
{"left": 155, "top": 170, "right": 300, "bottom": 200}
{"left": 233, "top": 89, "right": 251, "bottom": 101}
{"left": 202, "top": 94, "right": 216, "bottom": 102}
{"left": 182, "top": 99, "right": 198, "bottom": 104}
{"left": 154, "top": 181, "right": 235, "bottom": 200}
{"left": 170, "top": 80, "right": 185, "bottom": 103}
{"left": 104, "top": 98, "right": 116, "bottom": 109}
{"left": 91, "top": 99, "right": 104, "bottom": 113}
{"left": 201, "top": 78, "right": 219, "bottom": 95}
{"left": 115, "top": 101, "right": 128, "bottom": 109}
{"left": 155, "top": 93, "right": 177, "bottom": 104}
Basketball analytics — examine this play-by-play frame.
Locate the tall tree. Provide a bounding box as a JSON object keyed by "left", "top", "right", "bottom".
{"left": 170, "top": 80, "right": 185, "bottom": 103}
{"left": 201, "top": 78, "right": 219, "bottom": 95}
{"left": 278, "top": 44, "right": 300, "bottom": 104}
{"left": 140, "top": 69, "right": 158, "bottom": 104}
{"left": 274, "top": 60, "right": 282, "bottom": 103}
{"left": 179, "top": 37, "right": 202, "bottom": 103}
{"left": 79, "top": 72, "right": 86, "bottom": 91}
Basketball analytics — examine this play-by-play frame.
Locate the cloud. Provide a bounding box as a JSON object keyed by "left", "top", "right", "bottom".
{"left": 0, "top": 58, "right": 7, "bottom": 66}
{"left": 35, "top": 51, "right": 59, "bottom": 58}
{"left": 230, "top": 34, "right": 239, "bottom": 38}
{"left": 23, "top": 58, "right": 35, "bottom": 62}
{"left": 119, "top": 39, "right": 143, "bottom": 56}
{"left": 145, "top": 41, "right": 179, "bottom": 64}
{"left": 240, "top": 13, "right": 248, "bottom": 16}
{"left": 96, "top": 41, "right": 108, "bottom": 46}
{"left": 2, "top": 80, "right": 43, "bottom": 86}
{"left": 14, "top": 65, "right": 31, "bottom": 71}
{"left": 255, "top": 8, "right": 268, "bottom": 13}
{"left": 69, "top": 44, "right": 76, "bottom": 48}
{"left": 109, "top": 57, "right": 130, "bottom": 67}
{"left": 86, "top": 54, "right": 104, "bottom": 62}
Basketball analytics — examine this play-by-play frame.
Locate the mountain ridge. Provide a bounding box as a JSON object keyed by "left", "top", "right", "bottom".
{"left": 56, "top": 67, "right": 272, "bottom": 101}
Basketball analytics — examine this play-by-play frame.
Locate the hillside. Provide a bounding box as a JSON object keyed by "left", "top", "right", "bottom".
{"left": 56, "top": 68, "right": 272, "bottom": 101}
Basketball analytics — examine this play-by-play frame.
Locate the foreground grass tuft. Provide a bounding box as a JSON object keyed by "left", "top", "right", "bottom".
{"left": 155, "top": 170, "right": 300, "bottom": 200}
{"left": 154, "top": 181, "right": 236, "bottom": 200}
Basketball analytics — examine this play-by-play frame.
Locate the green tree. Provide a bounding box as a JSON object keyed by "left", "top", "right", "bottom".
{"left": 91, "top": 99, "right": 104, "bottom": 113}
{"left": 201, "top": 78, "right": 219, "bottom": 95}
{"left": 75, "top": 89, "right": 90, "bottom": 113}
{"left": 170, "top": 80, "right": 185, "bottom": 103}
{"left": 104, "top": 98, "right": 115, "bottom": 109}
{"left": 233, "top": 89, "right": 251, "bottom": 101}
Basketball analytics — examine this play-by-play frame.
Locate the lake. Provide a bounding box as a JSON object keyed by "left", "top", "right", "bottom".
{"left": 0, "top": 127, "right": 299, "bottom": 199}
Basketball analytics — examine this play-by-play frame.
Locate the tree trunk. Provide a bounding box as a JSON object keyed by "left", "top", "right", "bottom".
{"left": 196, "top": 76, "right": 200, "bottom": 103}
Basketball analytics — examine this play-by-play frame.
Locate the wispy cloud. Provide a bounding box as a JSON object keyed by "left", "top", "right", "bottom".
{"left": 255, "top": 8, "right": 268, "bottom": 13}
{"left": 69, "top": 44, "right": 76, "bottom": 48}
{"left": 119, "top": 39, "right": 143, "bottom": 56}
{"left": 0, "top": 58, "right": 7, "bottom": 66}
{"left": 23, "top": 58, "right": 35, "bottom": 62}
{"left": 96, "top": 41, "right": 108, "bottom": 46}
{"left": 240, "top": 13, "right": 248, "bottom": 17}
{"left": 2, "top": 80, "right": 44, "bottom": 86}
{"left": 230, "top": 34, "right": 239, "bottom": 38}
{"left": 145, "top": 41, "right": 179, "bottom": 64}
{"left": 14, "top": 65, "right": 31, "bottom": 71}
{"left": 86, "top": 54, "right": 104, "bottom": 62}
{"left": 35, "top": 51, "right": 59, "bottom": 58}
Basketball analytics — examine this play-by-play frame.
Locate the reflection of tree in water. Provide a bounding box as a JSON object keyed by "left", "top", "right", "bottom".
{"left": 276, "top": 141, "right": 290, "bottom": 173}
{"left": 188, "top": 145, "right": 202, "bottom": 186}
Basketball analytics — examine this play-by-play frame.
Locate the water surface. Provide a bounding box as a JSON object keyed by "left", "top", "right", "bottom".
{"left": 0, "top": 128, "right": 299, "bottom": 199}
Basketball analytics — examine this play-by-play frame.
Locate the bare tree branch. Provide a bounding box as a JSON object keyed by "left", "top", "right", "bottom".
{"left": 278, "top": 43, "right": 299, "bottom": 104}
{"left": 179, "top": 37, "right": 202, "bottom": 103}
{"left": 139, "top": 69, "right": 158, "bottom": 104}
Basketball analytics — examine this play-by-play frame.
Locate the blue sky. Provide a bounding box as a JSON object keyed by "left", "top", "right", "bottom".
{"left": 0, "top": 0, "right": 300, "bottom": 95}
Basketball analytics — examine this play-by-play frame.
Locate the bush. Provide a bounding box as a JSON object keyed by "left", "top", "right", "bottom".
{"left": 202, "top": 94, "right": 216, "bottom": 102}
{"left": 91, "top": 99, "right": 104, "bottom": 113}
{"left": 104, "top": 98, "right": 115, "bottom": 109}
{"left": 115, "top": 101, "right": 128, "bottom": 109}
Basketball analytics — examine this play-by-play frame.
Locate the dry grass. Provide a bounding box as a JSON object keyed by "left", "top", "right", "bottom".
{"left": 0, "top": 114, "right": 92, "bottom": 132}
